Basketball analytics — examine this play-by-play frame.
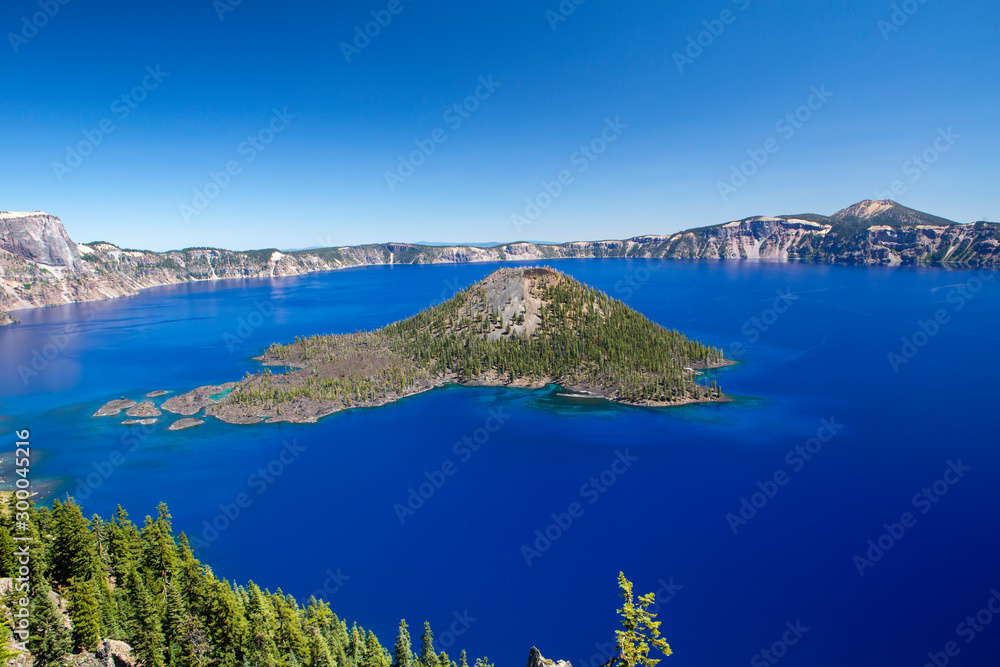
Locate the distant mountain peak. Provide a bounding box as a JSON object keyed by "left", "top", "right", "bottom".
{"left": 832, "top": 200, "right": 957, "bottom": 228}
{"left": 834, "top": 200, "right": 898, "bottom": 220}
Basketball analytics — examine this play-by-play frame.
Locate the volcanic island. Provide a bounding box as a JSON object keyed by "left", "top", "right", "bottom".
{"left": 94, "top": 267, "right": 732, "bottom": 429}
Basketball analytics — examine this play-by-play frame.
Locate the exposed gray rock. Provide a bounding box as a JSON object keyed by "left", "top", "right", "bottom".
{"left": 121, "top": 418, "right": 156, "bottom": 425}
{"left": 96, "top": 638, "right": 135, "bottom": 667}
{"left": 94, "top": 399, "right": 136, "bottom": 417}
{"left": 162, "top": 383, "right": 235, "bottom": 415}
{"left": 526, "top": 646, "right": 573, "bottom": 667}
{"left": 0, "top": 212, "right": 82, "bottom": 271}
{"left": 167, "top": 418, "right": 204, "bottom": 431}
{"left": 125, "top": 401, "right": 161, "bottom": 417}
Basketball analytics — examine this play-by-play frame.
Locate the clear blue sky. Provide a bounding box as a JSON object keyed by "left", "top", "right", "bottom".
{"left": 2, "top": 0, "right": 997, "bottom": 250}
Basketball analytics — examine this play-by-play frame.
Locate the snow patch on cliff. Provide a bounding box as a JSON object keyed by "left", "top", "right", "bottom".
{"left": 0, "top": 211, "right": 46, "bottom": 220}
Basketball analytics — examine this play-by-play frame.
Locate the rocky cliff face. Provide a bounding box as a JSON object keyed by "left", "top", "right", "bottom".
{"left": 0, "top": 211, "right": 83, "bottom": 270}
{"left": 1, "top": 202, "right": 997, "bottom": 324}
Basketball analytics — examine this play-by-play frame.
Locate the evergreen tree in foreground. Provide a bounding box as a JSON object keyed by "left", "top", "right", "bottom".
{"left": 419, "top": 620, "right": 439, "bottom": 667}
{"left": 69, "top": 577, "right": 101, "bottom": 652}
{"left": 393, "top": 619, "right": 414, "bottom": 667}
{"left": 599, "top": 573, "right": 673, "bottom": 667}
{"left": 27, "top": 583, "right": 73, "bottom": 667}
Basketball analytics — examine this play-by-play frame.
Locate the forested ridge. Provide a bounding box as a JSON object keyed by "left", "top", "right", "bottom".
{"left": 0, "top": 496, "right": 493, "bottom": 667}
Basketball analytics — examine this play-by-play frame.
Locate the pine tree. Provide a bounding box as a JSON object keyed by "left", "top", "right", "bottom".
{"left": 122, "top": 566, "right": 167, "bottom": 667}
{"left": 245, "top": 582, "right": 279, "bottom": 667}
{"left": 603, "top": 573, "right": 672, "bottom": 667}
{"left": 164, "top": 577, "right": 214, "bottom": 665}
{"left": 307, "top": 628, "right": 336, "bottom": 667}
{"left": 419, "top": 622, "right": 439, "bottom": 667}
{"left": 51, "top": 498, "right": 96, "bottom": 587}
{"left": 348, "top": 622, "right": 366, "bottom": 667}
{"left": 109, "top": 505, "right": 143, "bottom": 583}
{"left": 329, "top": 616, "right": 350, "bottom": 667}
{"left": 392, "top": 620, "right": 413, "bottom": 667}
{"left": 69, "top": 576, "right": 101, "bottom": 651}
{"left": 170, "top": 614, "right": 213, "bottom": 667}
{"left": 366, "top": 629, "right": 392, "bottom": 667}
{"left": 0, "top": 522, "right": 15, "bottom": 577}
{"left": 28, "top": 584, "right": 72, "bottom": 667}
{"left": 141, "top": 502, "right": 180, "bottom": 588}
{"left": 201, "top": 576, "right": 248, "bottom": 666}
{"left": 0, "top": 624, "right": 19, "bottom": 664}
{"left": 273, "top": 591, "right": 309, "bottom": 665}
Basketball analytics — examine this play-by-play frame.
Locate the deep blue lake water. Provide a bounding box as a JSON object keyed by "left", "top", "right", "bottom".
{"left": 1, "top": 258, "right": 998, "bottom": 667}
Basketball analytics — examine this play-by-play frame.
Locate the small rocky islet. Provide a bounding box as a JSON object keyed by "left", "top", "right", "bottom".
{"left": 166, "top": 418, "right": 205, "bottom": 431}
{"left": 93, "top": 387, "right": 232, "bottom": 431}
{"left": 92, "top": 399, "right": 136, "bottom": 417}
{"left": 125, "top": 400, "right": 161, "bottom": 418}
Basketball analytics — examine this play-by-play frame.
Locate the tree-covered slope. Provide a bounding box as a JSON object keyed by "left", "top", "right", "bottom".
{"left": 0, "top": 495, "right": 492, "bottom": 667}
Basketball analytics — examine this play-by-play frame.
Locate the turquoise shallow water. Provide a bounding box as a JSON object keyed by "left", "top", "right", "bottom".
{"left": 1, "top": 259, "right": 999, "bottom": 666}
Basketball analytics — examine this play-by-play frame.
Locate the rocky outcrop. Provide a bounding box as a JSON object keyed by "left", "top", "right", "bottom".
{"left": 2, "top": 202, "right": 997, "bottom": 325}
{"left": 167, "top": 417, "right": 204, "bottom": 431}
{"left": 526, "top": 646, "right": 573, "bottom": 667}
{"left": 125, "top": 401, "right": 161, "bottom": 417}
{"left": 161, "top": 383, "right": 235, "bottom": 415}
{"left": 0, "top": 211, "right": 83, "bottom": 271}
{"left": 93, "top": 399, "right": 137, "bottom": 417}
{"left": 96, "top": 639, "right": 135, "bottom": 667}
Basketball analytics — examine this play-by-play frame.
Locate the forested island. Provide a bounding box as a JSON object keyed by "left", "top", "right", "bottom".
{"left": 0, "top": 496, "right": 671, "bottom": 667}
{"left": 199, "top": 267, "right": 728, "bottom": 425}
